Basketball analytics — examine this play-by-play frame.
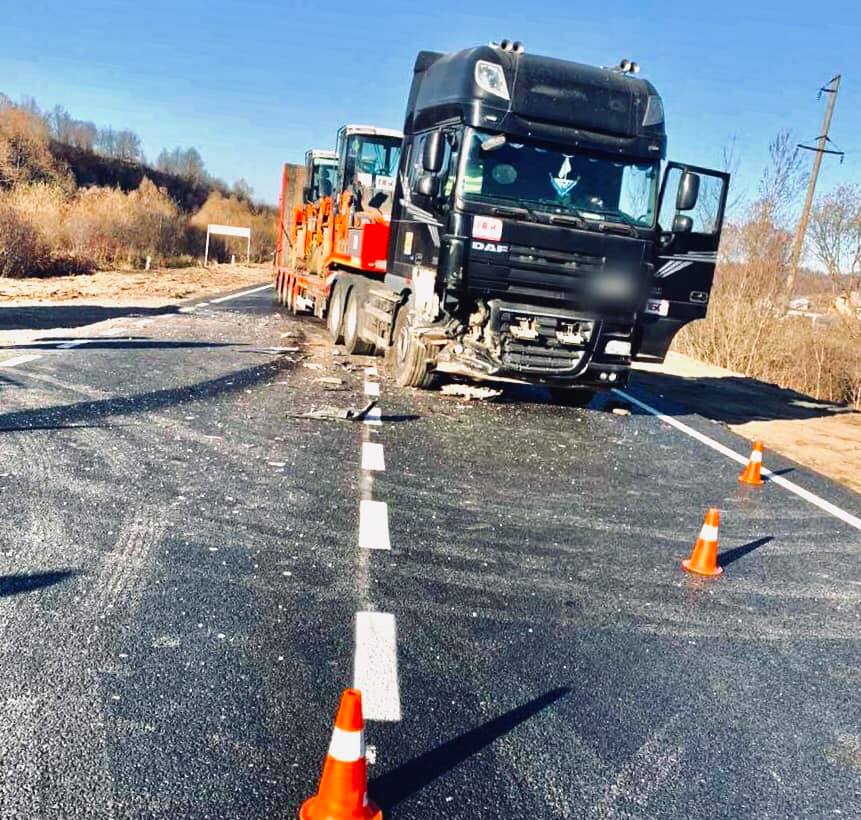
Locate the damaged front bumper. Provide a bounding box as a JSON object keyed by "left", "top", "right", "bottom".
{"left": 430, "top": 300, "right": 632, "bottom": 388}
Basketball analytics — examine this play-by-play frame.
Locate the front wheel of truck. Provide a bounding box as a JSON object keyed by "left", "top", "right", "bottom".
{"left": 389, "top": 307, "right": 434, "bottom": 388}
{"left": 549, "top": 387, "right": 596, "bottom": 407}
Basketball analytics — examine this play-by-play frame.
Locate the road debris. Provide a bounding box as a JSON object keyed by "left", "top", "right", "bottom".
{"left": 316, "top": 376, "right": 348, "bottom": 391}
{"left": 292, "top": 400, "right": 378, "bottom": 422}
{"left": 440, "top": 383, "right": 503, "bottom": 401}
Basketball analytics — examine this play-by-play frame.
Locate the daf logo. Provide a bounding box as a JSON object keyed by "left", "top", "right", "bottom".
{"left": 473, "top": 241, "right": 509, "bottom": 253}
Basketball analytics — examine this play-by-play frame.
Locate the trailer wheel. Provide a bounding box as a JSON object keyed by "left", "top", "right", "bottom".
{"left": 389, "top": 307, "right": 434, "bottom": 388}
{"left": 343, "top": 289, "right": 374, "bottom": 355}
{"left": 548, "top": 387, "right": 596, "bottom": 407}
{"left": 326, "top": 282, "right": 344, "bottom": 344}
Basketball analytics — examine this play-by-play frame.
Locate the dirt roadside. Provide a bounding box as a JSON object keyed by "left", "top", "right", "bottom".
{"left": 0, "top": 263, "right": 268, "bottom": 306}
{"left": 632, "top": 352, "right": 861, "bottom": 495}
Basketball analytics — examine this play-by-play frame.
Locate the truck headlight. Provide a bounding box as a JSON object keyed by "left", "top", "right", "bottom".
{"left": 605, "top": 340, "right": 631, "bottom": 357}
{"left": 475, "top": 60, "right": 510, "bottom": 101}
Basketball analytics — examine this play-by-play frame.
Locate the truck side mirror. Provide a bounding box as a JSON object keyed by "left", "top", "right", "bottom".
{"left": 422, "top": 132, "right": 444, "bottom": 173}
{"left": 302, "top": 185, "right": 312, "bottom": 202}
{"left": 672, "top": 214, "right": 693, "bottom": 233}
{"left": 414, "top": 174, "right": 440, "bottom": 198}
{"left": 676, "top": 171, "right": 700, "bottom": 211}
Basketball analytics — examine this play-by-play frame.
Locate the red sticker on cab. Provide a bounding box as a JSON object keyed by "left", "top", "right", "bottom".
{"left": 472, "top": 216, "right": 503, "bottom": 241}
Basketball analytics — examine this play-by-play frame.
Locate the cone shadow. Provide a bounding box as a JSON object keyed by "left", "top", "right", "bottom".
{"left": 0, "top": 570, "right": 79, "bottom": 597}
{"left": 718, "top": 536, "right": 773, "bottom": 568}
{"left": 369, "top": 685, "right": 570, "bottom": 810}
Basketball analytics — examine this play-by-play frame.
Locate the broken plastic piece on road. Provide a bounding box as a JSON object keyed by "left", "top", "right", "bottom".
{"left": 440, "top": 383, "right": 502, "bottom": 401}
{"left": 293, "top": 400, "right": 378, "bottom": 423}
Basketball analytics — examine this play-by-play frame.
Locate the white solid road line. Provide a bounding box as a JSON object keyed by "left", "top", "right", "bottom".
{"left": 209, "top": 283, "right": 273, "bottom": 304}
{"left": 361, "top": 441, "right": 386, "bottom": 472}
{"left": 364, "top": 381, "right": 380, "bottom": 397}
{"left": 614, "top": 388, "right": 861, "bottom": 532}
{"left": 178, "top": 306, "right": 196, "bottom": 313}
{"left": 353, "top": 612, "right": 402, "bottom": 722}
{"left": 99, "top": 327, "right": 128, "bottom": 337}
{"left": 0, "top": 354, "right": 42, "bottom": 368}
{"left": 363, "top": 405, "right": 383, "bottom": 426}
{"left": 358, "top": 499, "right": 391, "bottom": 550}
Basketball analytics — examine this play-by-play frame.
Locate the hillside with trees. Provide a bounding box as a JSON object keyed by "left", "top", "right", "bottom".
{"left": 0, "top": 94, "right": 302, "bottom": 278}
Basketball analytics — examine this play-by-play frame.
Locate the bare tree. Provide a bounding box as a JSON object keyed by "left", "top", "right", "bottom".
{"left": 809, "top": 184, "right": 861, "bottom": 295}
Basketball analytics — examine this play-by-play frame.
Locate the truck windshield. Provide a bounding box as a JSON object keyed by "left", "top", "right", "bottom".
{"left": 460, "top": 131, "right": 659, "bottom": 227}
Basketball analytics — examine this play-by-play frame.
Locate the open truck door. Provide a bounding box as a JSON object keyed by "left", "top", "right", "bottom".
{"left": 634, "top": 162, "right": 730, "bottom": 362}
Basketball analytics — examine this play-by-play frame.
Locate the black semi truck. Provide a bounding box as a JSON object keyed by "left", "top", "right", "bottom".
{"left": 338, "top": 42, "right": 729, "bottom": 401}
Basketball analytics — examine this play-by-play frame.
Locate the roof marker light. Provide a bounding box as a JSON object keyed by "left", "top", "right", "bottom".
{"left": 475, "top": 60, "right": 510, "bottom": 101}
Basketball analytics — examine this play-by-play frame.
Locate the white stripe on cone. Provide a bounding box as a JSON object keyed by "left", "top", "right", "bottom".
{"left": 699, "top": 524, "right": 719, "bottom": 542}
{"left": 327, "top": 726, "right": 366, "bottom": 762}
{"left": 750, "top": 450, "right": 763, "bottom": 463}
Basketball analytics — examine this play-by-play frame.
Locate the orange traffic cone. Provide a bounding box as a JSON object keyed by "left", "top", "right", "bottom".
{"left": 682, "top": 508, "right": 723, "bottom": 577}
{"left": 301, "top": 689, "right": 382, "bottom": 820}
{"left": 739, "top": 440, "right": 765, "bottom": 486}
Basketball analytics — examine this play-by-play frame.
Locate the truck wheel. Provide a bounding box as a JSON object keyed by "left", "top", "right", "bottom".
{"left": 326, "top": 283, "right": 344, "bottom": 344}
{"left": 389, "top": 307, "right": 434, "bottom": 388}
{"left": 549, "top": 387, "right": 596, "bottom": 407}
{"left": 343, "top": 289, "right": 374, "bottom": 355}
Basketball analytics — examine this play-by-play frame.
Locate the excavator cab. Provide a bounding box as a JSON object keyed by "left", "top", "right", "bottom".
{"left": 303, "top": 149, "right": 338, "bottom": 204}
{"left": 334, "top": 125, "right": 403, "bottom": 220}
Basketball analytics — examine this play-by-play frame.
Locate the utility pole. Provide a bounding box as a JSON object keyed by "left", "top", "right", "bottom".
{"left": 786, "top": 75, "right": 842, "bottom": 300}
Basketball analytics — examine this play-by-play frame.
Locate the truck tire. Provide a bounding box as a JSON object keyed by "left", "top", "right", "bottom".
{"left": 389, "top": 307, "right": 434, "bottom": 388}
{"left": 343, "top": 288, "right": 374, "bottom": 355}
{"left": 549, "top": 387, "right": 596, "bottom": 407}
{"left": 326, "top": 282, "right": 344, "bottom": 344}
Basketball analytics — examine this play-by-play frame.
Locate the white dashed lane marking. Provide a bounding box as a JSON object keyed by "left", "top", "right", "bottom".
{"left": 358, "top": 499, "right": 390, "bottom": 550}
{"left": 614, "top": 388, "right": 861, "bottom": 531}
{"left": 361, "top": 441, "right": 386, "bottom": 472}
{"left": 57, "top": 340, "right": 90, "bottom": 349}
{"left": 365, "top": 366, "right": 379, "bottom": 378}
{"left": 0, "top": 354, "right": 42, "bottom": 368}
{"left": 364, "top": 381, "right": 380, "bottom": 397}
{"left": 353, "top": 611, "right": 401, "bottom": 722}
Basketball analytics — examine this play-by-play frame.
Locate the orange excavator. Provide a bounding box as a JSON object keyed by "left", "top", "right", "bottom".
{"left": 274, "top": 125, "right": 402, "bottom": 336}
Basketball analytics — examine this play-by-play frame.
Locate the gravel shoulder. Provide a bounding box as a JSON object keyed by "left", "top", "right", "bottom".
{"left": 0, "top": 263, "right": 268, "bottom": 306}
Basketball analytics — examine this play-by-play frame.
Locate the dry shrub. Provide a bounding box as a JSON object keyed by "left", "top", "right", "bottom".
{"left": 0, "top": 103, "right": 67, "bottom": 188}
{"left": 63, "top": 177, "right": 186, "bottom": 267}
{"left": 0, "top": 202, "right": 51, "bottom": 277}
{"left": 191, "top": 191, "right": 275, "bottom": 262}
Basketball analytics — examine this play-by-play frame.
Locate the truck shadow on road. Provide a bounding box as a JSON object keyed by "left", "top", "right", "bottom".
{"left": 0, "top": 304, "right": 179, "bottom": 331}
{"left": 629, "top": 371, "right": 855, "bottom": 424}
{"left": 369, "top": 685, "right": 570, "bottom": 811}
{"left": 0, "top": 570, "right": 79, "bottom": 597}
{"left": 0, "top": 358, "right": 295, "bottom": 430}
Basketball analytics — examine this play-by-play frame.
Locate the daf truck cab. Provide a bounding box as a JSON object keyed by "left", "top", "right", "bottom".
{"left": 375, "top": 43, "right": 729, "bottom": 399}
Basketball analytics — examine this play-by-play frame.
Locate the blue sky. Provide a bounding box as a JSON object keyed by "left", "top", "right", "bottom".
{"left": 1, "top": 0, "right": 858, "bottom": 206}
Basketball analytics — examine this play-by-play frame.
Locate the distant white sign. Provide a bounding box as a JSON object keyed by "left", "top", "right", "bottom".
{"left": 204, "top": 223, "right": 252, "bottom": 265}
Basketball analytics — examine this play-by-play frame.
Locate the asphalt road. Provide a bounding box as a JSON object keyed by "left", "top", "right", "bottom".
{"left": 0, "top": 285, "right": 859, "bottom": 818}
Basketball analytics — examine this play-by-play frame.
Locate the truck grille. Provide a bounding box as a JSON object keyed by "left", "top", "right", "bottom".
{"left": 492, "top": 303, "right": 595, "bottom": 374}
{"left": 470, "top": 243, "right": 605, "bottom": 306}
